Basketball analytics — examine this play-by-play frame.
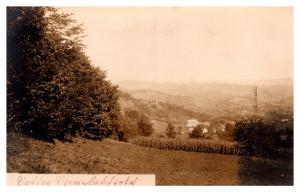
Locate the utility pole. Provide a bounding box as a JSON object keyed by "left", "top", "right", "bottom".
{"left": 254, "top": 86, "right": 258, "bottom": 116}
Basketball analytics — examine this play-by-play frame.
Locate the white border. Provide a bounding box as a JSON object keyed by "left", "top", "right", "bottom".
{"left": 1, "top": 0, "right": 297, "bottom": 6}
{"left": 0, "top": 0, "right": 298, "bottom": 192}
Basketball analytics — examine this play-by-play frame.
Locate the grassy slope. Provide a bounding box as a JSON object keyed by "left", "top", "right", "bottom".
{"left": 7, "top": 132, "right": 293, "bottom": 185}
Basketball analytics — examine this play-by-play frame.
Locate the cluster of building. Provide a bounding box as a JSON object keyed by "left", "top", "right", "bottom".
{"left": 186, "top": 119, "right": 210, "bottom": 134}
{"left": 183, "top": 118, "right": 236, "bottom": 136}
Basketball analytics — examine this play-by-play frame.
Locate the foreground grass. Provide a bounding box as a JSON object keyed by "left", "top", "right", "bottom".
{"left": 7, "top": 132, "right": 293, "bottom": 185}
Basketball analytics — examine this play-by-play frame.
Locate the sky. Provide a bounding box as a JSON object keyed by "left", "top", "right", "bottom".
{"left": 61, "top": 7, "right": 293, "bottom": 83}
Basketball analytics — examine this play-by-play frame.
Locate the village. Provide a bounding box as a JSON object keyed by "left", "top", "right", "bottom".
{"left": 151, "top": 115, "right": 293, "bottom": 143}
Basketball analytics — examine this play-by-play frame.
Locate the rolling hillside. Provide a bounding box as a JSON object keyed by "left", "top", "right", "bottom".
{"left": 118, "top": 80, "right": 293, "bottom": 118}
{"left": 118, "top": 91, "right": 211, "bottom": 125}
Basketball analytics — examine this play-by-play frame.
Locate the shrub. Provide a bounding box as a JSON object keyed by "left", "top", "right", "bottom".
{"left": 217, "top": 131, "right": 232, "bottom": 141}
{"left": 165, "top": 122, "right": 176, "bottom": 138}
{"left": 234, "top": 118, "right": 280, "bottom": 157}
{"left": 115, "top": 109, "right": 155, "bottom": 141}
{"left": 190, "top": 125, "right": 204, "bottom": 138}
{"left": 137, "top": 115, "right": 153, "bottom": 137}
{"left": 116, "top": 116, "right": 139, "bottom": 142}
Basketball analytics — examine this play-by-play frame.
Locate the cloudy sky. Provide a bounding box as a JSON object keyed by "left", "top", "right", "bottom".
{"left": 61, "top": 7, "right": 293, "bottom": 83}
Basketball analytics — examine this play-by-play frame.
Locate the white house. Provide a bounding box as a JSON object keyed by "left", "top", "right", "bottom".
{"left": 186, "top": 119, "right": 210, "bottom": 133}
{"left": 186, "top": 119, "right": 200, "bottom": 132}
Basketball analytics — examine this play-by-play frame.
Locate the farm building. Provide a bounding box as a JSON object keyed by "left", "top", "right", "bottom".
{"left": 186, "top": 119, "right": 200, "bottom": 132}
{"left": 186, "top": 119, "right": 210, "bottom": 134}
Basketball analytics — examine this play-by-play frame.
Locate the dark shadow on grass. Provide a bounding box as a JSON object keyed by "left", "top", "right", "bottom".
{"left": 7, "top": 131, "right": 52, "bottom": 173}
{"left": 237, "top": 155, "right": 293, "bottom": 185}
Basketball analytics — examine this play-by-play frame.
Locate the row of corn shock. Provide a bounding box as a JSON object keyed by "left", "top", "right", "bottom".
{"left": 131, "top": 137, "right": 250, "bottom": 156}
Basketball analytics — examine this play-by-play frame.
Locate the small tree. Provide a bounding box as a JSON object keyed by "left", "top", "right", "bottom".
{"left": 116, "top": 117, "right": 139, "bottom": 142}
{"left": 177, "top": 126, "right": 183, "bottom": 135}
{"left": 190, "top": 125, "right": 204, "bottom": 139}
{"left": 137, "top": 115, "right": 153, "bottom": 137}
{"left": 219, "top": 122, "right": 236, "bottom": 140}
{"left": 165, "top": 122, "right": 176, "bottom": 138}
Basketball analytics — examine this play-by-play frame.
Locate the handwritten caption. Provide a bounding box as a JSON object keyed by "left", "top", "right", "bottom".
{"left": 7, "top": 174, "right": 155, "bottom": 186}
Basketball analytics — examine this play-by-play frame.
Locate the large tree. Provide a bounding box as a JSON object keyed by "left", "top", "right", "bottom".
{"left": 7, "top": 7, "right": 120, "bottom": 141}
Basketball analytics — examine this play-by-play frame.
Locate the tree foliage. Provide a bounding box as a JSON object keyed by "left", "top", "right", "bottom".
{"left": 7, "top": 7, "right": 120, "bottom": 141}
{"left": 234, "top": 118, "right": 280, "bottom": 157}
{"left": 190, "top": 125, "right": 204, "bottom": 139}
{"left": 165, "top": 122, "right": 176, "bottom": 138}
{"left": 115, "top": 109, "right": 154, "bottom": 141}
{"left": 137, "top": 114, "right": 153, "bottom": 137}
{"left": 116, "top": 109, "right": 140, "bottom": 141}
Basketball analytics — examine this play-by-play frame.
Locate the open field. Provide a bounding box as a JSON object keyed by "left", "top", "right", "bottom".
{"left": 7, "top": 132, "right": 293, "bottom": 185}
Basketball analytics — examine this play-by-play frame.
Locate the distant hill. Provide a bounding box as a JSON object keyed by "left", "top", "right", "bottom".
{"left": 118, "top": 91, "right": 211, "bottom": 125}
{"left": 118, "top": 79, "right": 293, "bottom": 118}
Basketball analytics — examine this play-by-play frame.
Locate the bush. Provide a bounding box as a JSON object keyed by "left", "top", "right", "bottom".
{"left": 165, "top": 122, "right": 176, "bottom": 138}
{"left": 234, "top": 118, "right": 280, "bottom": 157}
{"left": 217, "top": 131, "right": 232, "bottom": 140}
{"left": 190, "top": 125, "right": 204, "bottom": 138}
{"left": 116, "top": 115, "right": 139, "bottom": 142}
{"left": 115, "top": 109, "right": 154, "bottom": 141}
{"left": 137, "top": 115, "right": 153, "bottom": 137}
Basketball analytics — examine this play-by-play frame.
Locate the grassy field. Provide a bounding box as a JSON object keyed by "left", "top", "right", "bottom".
{"left": 7, "top": 132, "right": 293, "bottom": 185}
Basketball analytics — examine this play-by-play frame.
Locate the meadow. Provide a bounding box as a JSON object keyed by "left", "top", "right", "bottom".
{"left": 7, "top": 132, "right": 293, "bottom": 185}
